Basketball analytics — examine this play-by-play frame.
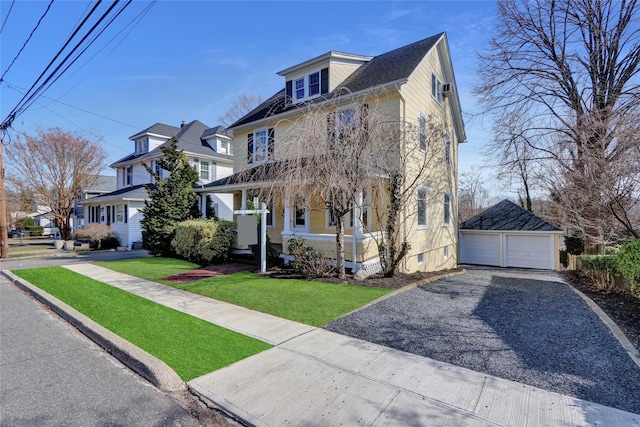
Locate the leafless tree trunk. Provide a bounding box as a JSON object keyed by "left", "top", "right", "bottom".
{"left": 5, "top": 127, "right": 108, "bottom": 241}
{"left": 476, "top": 0, "right": 640, "bottom": 249}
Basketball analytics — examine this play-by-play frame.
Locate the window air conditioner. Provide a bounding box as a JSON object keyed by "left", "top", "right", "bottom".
{"left": 442, "top": 83, "right": 454, "bottom": 97}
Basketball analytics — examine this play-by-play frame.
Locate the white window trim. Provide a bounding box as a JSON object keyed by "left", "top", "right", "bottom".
{"left": 418, "top": 110, "right": 427, "bottom": 152}
{"left": 200, "top": 160, "right": 210, "bottom": 181}
{"left": 444, "top": 131, "right": 451, "bottom": 166}
{"left": 252, "top": 128, "right": 269, "bottom": 164}
{"left": 292, "top": 69, "right": 322, "bottom": 104}
{"left": 443, "top": 192, "right": 452, "bottom": 227}
{"left": 417, "top": 185, "right": 428, "bottom": 229}
{"left": 431, "top": 72, "right": 443, "bottom": 104}
{"left": 292, "top": 205, "right": 309, "bottom": 231}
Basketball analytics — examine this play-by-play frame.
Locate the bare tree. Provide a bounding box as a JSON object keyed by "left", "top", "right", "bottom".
{"left": 218, "top": 93, "right": 264, "bottom": 127}
{"left": 245, "top": 92, "right": 444, "bottom": 279}
{"left": 5, "top": 127, "right": 108, "bottom": 240}
{"left": 458, "top": 167, "right": 489, "bottom": 221}
{"left": 476, "top": 0, "right": 640, "bottom": 249}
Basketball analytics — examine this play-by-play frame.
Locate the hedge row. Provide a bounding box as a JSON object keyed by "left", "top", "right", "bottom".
{"left": 580, "top": 239, "right": 640, "bottom": 295}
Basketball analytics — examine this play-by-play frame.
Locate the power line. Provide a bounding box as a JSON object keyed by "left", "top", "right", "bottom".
{"left": 0, "top": 0, "right": 55, "bottom": 81}
{"left": 17, "top": 1, "right": 133, "bottom": 118}
{"left": 0, "top": 0, "right": 16, "bottom": 34}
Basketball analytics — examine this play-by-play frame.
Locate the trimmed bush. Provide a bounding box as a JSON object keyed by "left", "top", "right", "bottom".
{"left": 579, "top": 254, "right": 618, "bottom": 292}
{"left": 616, "top": 239, "right": 640, "bottom": 295}
{"left": 172, "top": 219, "right": 236, "bottom": 265}
{"left": 23, "top": 225, "right": 43, "bottom": 236}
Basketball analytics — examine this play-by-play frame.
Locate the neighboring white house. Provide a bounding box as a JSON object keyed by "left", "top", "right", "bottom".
{"left": 82, "top": 120, "right": 234, "bottom": 246}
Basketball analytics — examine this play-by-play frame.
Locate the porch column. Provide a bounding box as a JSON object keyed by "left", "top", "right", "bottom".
{"left": 200, "top": 194, "right": 207, "bottom": 218}
{"left": 283, "top": 191, "right": 291, "bottom": 234}
{"left": 241, "top": 189, "right": 247, "bottom": 211}
{"left": 352, "top": 189, "right": 363, "bottom": 272}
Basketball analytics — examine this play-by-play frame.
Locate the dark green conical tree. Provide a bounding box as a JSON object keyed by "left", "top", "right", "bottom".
{"left": 141, "top": 138, "right": 200, "bottom": 256}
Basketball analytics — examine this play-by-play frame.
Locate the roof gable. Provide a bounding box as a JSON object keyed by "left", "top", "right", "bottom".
{"left": 460, "top": 199, "right": 562, "bottom": 232}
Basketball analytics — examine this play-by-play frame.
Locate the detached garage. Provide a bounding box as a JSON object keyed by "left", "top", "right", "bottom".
{"left": 459, "top": 200, "right": 563, "bottom": 270}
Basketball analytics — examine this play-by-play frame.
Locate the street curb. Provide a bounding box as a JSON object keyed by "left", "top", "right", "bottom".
{"left": 1, "top": 270, "right": 186, "bottom": 393}
{"left": 566, "top": 282, "right": 640, "bottom": 369}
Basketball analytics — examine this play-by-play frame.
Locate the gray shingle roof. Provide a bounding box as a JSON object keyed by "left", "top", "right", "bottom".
{"left": 229, "top": 33, "right": 444, "bottom": 129}
{"left": 88, "top": 175, "right": 117, "bottom": 193}
{"left": 130, "top": 123, "right": 180, "bottom": 139}
{"left": 80, "top": 184, "right": 155, "bottom": 204}
{"left": 112, "top": 120, "right": 233, "bottom": 167}
{"left": 460, "top": 199, "right": 562, "bottom": 232}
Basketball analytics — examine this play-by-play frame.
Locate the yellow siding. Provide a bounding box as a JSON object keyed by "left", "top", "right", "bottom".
{"left": 329, "top": 62, "right": 362, "bottom": 91}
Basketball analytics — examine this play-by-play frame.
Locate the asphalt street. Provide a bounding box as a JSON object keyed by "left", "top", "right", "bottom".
{"left": 0, "top": 272, "right": 199, "bottom": 427}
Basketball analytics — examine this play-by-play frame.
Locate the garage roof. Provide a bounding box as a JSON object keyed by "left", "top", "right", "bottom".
{"left": 460, "top": 199, "right": 562, "bottom": 232}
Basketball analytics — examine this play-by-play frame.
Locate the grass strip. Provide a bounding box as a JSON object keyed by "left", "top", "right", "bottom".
{"left": 96, "top": 258, "right": 392, "bottom": 327}
{"left": 13, "top": 267, "right": 272, "bottom": 381}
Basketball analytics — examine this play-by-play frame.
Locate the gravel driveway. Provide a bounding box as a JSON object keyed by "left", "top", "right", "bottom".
{"left": 325, "top": 267, "right": 640, "bottom": 415}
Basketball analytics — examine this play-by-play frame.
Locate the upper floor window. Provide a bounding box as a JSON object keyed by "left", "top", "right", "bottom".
{"left": 219, "top": 140, "right": 230, "bottom": 155}
{"left": 288, "top": 69, "right": 326, "bottom": 104}
{"left": 444, "top": 132, "right": 451, "bottom": 166}
{"left": 417, "top": 185, "right": 428, "bottom": 228}
{"left": 200, "top": 161, "right": 210, "bottom": 180}
{"left": 247, "top": 128, "right": 274, "bottom": 164}
{"left": 443, "top": 192, "right": 451, "bottom": 226}
{"left": 124, "top": 166, "right": 133, "bottom": 186}
{"left": 419, "top": 111, "right": 427, "bottom": 151}
{"left": 432, "top": 73, "right": 443, "bottom": 104}
{"left": 135, "top": 137, "right": 149, "bottom": 155}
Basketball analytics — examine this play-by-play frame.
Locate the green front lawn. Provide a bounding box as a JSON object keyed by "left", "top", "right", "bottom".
{"left": 13, "top": 267, "right": 271, "bottom": 381}
{"left": 96, "top": 258, "right": 392, "bottom": 327}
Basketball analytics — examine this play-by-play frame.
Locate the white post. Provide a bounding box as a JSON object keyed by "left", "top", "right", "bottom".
{"left": 260, "top": 202, "right": 267, "bottom": 273}
{"left": 241, "top": 189, "right": 247, "bottom": 211}
{"left": 352, "top": 189, "right": 363, "bottom": 272}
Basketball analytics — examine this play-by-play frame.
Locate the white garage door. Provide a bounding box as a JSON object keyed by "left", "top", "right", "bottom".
{"left": 505, "top": 234, "right": 554, "bottom": 270}
{"left": 460, "top": 232, "right": 501, "bottom": 266}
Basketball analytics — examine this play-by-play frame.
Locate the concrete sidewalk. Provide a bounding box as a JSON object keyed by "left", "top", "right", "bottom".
{"left": 30, "top": 264, "right": 640, "bottom": 425}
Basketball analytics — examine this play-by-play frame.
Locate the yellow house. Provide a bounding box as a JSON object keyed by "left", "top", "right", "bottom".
{"left": 197, "top": 32, "right": 466, "bottom": 274}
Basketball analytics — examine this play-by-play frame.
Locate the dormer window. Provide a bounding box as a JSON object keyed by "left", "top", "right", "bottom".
{"left": 286, "top": 68, "right": 328, "bottom": 104}
{"left": 135, "top": 137, "right": 149, "bottom": 155}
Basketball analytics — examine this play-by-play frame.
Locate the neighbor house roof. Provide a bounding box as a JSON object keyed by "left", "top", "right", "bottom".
{"left": 111, "top": 120, "right": 233, "bottom": 167}
{"left": 80, "top": 184, "right": 155, "bottom": 204}
{"left": 229, "top": 33, "right": 444, "bottom": 129}
{"left": 129, "top": 123, "right": 180, "bottom": 140}
{"left": 87, "top": 175, "right": 117, "bottom": 193}
{"left": 460, "top": 199, "right": 562, "bottom": 232}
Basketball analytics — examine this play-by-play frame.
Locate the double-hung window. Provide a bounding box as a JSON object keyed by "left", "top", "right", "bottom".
{"left": 419, "top": 111, "right": 427, "bottom": 151}
{"left": 290, "top": 70, "right": 323, "bottom": 103}
{"left": 200, "top": 161, "right": 210, "bottom": 180}
{"left": 444, "top": 132, "right": 451, "bottom": 166}
{"left": 417, "top": 185, "right": 428, "bottom": 228}
{"left": 443, "top": 192, "right": 451, "bottom": 226}
{"left": 308, "top": 71, "right": 320, "bottom": 96}
{"left": 125, "top": 166, "right": 133, "bottom": 186}
{"left": 248, "top": 128, "right": 273, "bottom": 164}
{"left": 295, "top": 78, "right": 305, "bottom": 100}
{"left": 254, "top": 130, "right": 268, "bottom": 163}
{"left": 432, "top": 73, "right": 443, "bottom": 104}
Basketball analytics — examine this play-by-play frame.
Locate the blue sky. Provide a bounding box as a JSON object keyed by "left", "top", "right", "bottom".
{"left": 1, "top": 0, "right": 497, "bottom": 187}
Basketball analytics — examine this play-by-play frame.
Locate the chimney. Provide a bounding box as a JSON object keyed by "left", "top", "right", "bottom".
{"left": 180, "top": 121, "right": 187, "bottom": 128}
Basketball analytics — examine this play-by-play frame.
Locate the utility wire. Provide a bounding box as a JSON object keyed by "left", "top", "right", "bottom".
{"left": 54, "top": 0, "right": 156, "bottom": 98}
{"left": 0, "top": 0, "right": 16, "bottom": 34}
{"left": 0, "top": 1, "right": 123, "bottom": 129}
{"left": 0, "top": 0, "right": 55, "bottom": 81}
